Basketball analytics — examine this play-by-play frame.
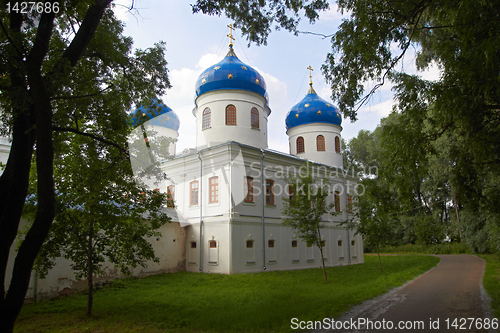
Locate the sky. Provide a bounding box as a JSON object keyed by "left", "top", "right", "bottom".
{"left": 114, "top": 1, "right": 440, "bottom": 154}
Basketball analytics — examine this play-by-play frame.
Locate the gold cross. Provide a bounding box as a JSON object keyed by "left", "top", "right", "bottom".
{"left": 307, "top": 65, "right": 313, "bottom": 86}
{"left": 227, "top": 23, "right": 235, "bottom": 47}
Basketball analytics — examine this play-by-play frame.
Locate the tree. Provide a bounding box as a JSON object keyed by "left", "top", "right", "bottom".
{"left": 0, "top": 2, "right": 170, "bottom": 330}
{"left": 320, "top": 0, "right": 500, "bottom": 252}
{"left": 282, "top": 163, "right": 334, "bottom": 282}
{"left": 24, "top": 129, "right": 170, "bottom": 317}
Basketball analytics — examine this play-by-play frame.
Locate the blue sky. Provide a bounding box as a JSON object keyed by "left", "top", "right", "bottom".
{"left": 115, "top": 1, "right": 439, "bottom": 154}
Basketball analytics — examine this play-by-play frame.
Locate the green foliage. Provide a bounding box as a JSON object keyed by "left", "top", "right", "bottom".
{"left": 372, "top": 243, "right": 471, "bottom": 255}
{"left": 480, "top": 254, "right": 500, "bottom": 319}
{"left": 281, "top": 162, "right": 334, "bottom": 281}
{"left": 15, "top": 255, "right": 440, "bottom": 332}
{"left": 192, "top": 0, "right": 330, "bottom": 46}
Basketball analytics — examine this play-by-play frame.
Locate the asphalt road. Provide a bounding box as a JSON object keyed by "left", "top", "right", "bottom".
{"left": 314, "top": 255, "right": 495, "bottom": 333}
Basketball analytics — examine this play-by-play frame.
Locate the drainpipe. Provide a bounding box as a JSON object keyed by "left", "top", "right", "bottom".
{"left": 197, "top": 151, "right": 203, "bottom": 272}
{"left": 261, "top": 149, "right": 266, "bottom": 271}
{"left": 343, "top": 175, "right": 351, "bottom": 264}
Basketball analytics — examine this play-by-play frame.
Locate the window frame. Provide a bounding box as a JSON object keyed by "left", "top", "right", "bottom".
{"left": 209, "top": 240, "right": 217, "bottom": 248}
{"left": 167, "top": 185, "right": 175, "bottom": 208}
{"left": 209, "top": 176, "right": 219, "bottom": 203}
{"left": 246, "top": 240, "right": 254, "bottom": 248}
{"left": 266, "top": 180, "right": 275, "bottom": 205}
{"left": 268, "top": 239, "right": 275, "bottom": 248}
{"left": 251, "top": 107, "right": 259, "bottom": 129}
{"left": 202, "top": 107, "right": 211, "bottom": 130}
{"left": 291, "top": 240, "right": 298, "bottom": 248}
{"left": 334, "top": 190, "right": 341, "bottom": 212}
{"left": 335, "top": 136, "right": 341, "bottom": 153}
{"left": 190, "top": 180, "right": 199, "bottom": 206}
{"left": 296, "top": 136, "right": 305, "bottom": 154}
{"left": 244, "top": 176, "right": 254, "bottom": 203}
{"left": 316, "top": 135, "right": 325, "bottom": 151}
{"left": 225, "top": 104, "right": 237, "bottom": 125}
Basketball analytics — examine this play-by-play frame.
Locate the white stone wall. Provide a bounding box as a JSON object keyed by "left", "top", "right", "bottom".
{"left": 287, "top": 123, "right": 343, "bottom": 169}
{"left": 194, "top": 90, "right": 270, "bottom": 149}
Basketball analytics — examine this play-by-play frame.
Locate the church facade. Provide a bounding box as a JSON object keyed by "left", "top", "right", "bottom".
{"left": 3, "top": 35, "right": 363, "bottom": 299}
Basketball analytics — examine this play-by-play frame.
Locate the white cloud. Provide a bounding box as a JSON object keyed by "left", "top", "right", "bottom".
{"left": 318, "top": 3, "right": 343, "bottom": 21}
{"left": 358, "top": 98, "right": 395, "bottom": 118}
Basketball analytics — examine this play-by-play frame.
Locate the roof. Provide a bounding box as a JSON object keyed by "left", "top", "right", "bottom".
{"left": 129, "top": 99, "right": 180, "bottom": 131}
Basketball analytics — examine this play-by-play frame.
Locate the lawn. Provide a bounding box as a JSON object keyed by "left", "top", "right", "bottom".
{"left": 15, "top": 255, "right": 440, "bottom": 333}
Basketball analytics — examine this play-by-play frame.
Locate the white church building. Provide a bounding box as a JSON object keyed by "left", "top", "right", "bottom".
{"left": 3, "top": 35, "right": 363, "bottom": 298}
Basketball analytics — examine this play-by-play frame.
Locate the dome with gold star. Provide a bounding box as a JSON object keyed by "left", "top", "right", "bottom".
{"left": 195, "top": 46, "right": 268, "bottom": 105}
{"left": 285, "top": 85, "right": 341, "bottom": 130}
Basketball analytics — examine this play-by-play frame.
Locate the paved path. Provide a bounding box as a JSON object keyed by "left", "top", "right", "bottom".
{"left": 316, "top": 255, "right": 495, "bottom": 333}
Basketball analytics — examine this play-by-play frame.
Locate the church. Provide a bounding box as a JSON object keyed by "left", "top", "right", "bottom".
{"left": 3, "top": 28, "right": 363, "bottom": 298}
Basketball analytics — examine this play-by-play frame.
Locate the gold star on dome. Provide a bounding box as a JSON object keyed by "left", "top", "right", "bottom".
{"left": 317, "top": 111, "right": 322, "bottom": 115}
{"left": 336, "top": 114, "right": 340, "bottom": 117}
{"left": 305, "top": 104, "right": 310, "bottom": 107}
{"left": 241, "top": 66, "right": 247, "bottom": 70}
{"left": 255, "top": 78, "right": 259, "bottom": 84}
{"left": 214, "top": 66, "right": 220, "bottom": 70}
{"left": 326, "top": 103, "right": 330, "bottom": 107}
{"left": 202, "top": 78, "right": 206, "bottom": 84}
{"left": 295, "top": 114, "right": 299, "bottom": 118}
{"left": 228, "top": 73, "right": 233, "bottom": 79}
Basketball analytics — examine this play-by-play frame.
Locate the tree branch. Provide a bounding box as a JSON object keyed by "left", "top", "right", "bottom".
{"left": 51, "top": 82, "right": 114, "bottom": 100}
{"left": 53, "top": 126, "right": 129, "bottom": 156}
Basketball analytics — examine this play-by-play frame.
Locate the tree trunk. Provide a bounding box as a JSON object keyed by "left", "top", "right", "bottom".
{"left": 87, "top": 219, "right": 94, "bottom": 317}
{"left": 319, "top": 245, "right": 327, "bottom": 283}
{"left": 377, "top": 243, "right": 383, "bottom": 272}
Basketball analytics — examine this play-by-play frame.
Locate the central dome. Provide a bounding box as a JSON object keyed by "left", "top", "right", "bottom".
{"left": 195, "top": 47, "right": 268, "bottom": 103}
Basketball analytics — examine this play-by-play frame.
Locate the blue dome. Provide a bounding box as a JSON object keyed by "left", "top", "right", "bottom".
{"left": 195, "top": 47, "right": 268, "bottom": 104}
{"left": 285, "top": 87, "right": 341, "bottom": 130}
{"left": 130, "top": 99, "right": 180, "bottom": 131}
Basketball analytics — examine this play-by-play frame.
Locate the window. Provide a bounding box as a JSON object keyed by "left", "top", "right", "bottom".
{"left": 287, "top": 185, "right": 295, "bottom": 207}
{"left": 266, "top": 180, "right": 274, "bottom": 205}
{"left": 225, "top": 104, "right": 237, "bottom": 125}
{"left": 251, "top": 107, "right": 259, "bottom": 128}
{"left": 347, "top": 194, "right": 353, "bottom": 213}
{"left": 351, "top": 240, "right": 355, "bottom": 246}
{"left": 167, "top": 185, "right": 175, "bottom": 208}
{"left": 268, "top": 240, "right": 275, "bottom": 248}
{"left": 202, "top": 107, "right": 211, "bottom": 129}
{"left": 291, "top": 240, "right": 298, "bottom": 247}
{"left": 190, "top": 181, "right": 199, "bottom": 206}
{"left": 338, "top": 240, "right": 342, "bottom": 247}
{"left": 210, "top": 240, "right": 217, "bottom": 248}
{"left": 335, "top": 136, "right": 341, "bottom": 153}
{"left": 246, "top": 240, "right": 254, "bottom": 248}
{"left": 244, "top": 176, "right": 254, "bottom": 203}
{"left": 296, "top": 136, "right": 305, "bottom": 154}
{"left": 209, "top": 176, "right": 219, "bottom": 203}
{"left": 321, "top": 240, "right": 326, "bottom": 247}
{"left": 316, "top": 135, "right": 325, "bottom": 151}
{"left": 334, "top": 191, "right": 341, "bottom": 212}
{"left": 191, "top": 241, "right": 197, "bottom": 249}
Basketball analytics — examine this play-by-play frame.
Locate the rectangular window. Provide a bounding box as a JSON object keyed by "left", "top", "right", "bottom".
{"left": 266, "top": 180, "right": 274, "bottom": 205}
{"left": 244, "top": 176, "right": 254, "bottom": 203}
{"left": 210, "top": 240, "right": 217, "bottom": 248}
{"left": 347, "top": 194, "right": 353, "bottom": 213}
{"left": 209, "top": 176, "right": 219, "bottom": 203}
{"left": 246, "top": 240, "right": 254, "bottom": 248}
{"left": 321, "top": 240, "right": 326, "bottom": 247}
{"left": 268, "top": 239, "right": 275, "bottom": 248}
{"left": 167, "top": 185, "right": 175, "bottom": 208}
{"left": 338, "top": 240, "right": 342, "bottom": 247}
{"left": 351, "top": 240, "right": 355, "bottom": 246}
{"left": 190, "top": 181, "right": 199, "bottom": 206}
{"left": 288, "top": 185, "right": 295, "bottom": 207}
{"left": 291, "top": 240, "right": 298, "bottom": 248}
{"left": 191, "top": 242, "right": 197, "bottom": 249}
{"left": 334, "top": 191, "right": 341, "bottom": 212}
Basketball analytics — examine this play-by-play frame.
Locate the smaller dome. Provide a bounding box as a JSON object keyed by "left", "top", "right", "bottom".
{"left": 130, "top": 99, "right": 180, "bottom": 132}
{"left": 285, "top": 86, "right": 341, "bottom": 130}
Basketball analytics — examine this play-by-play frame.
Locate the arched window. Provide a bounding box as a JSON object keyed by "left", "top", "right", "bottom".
{"left": 335, "top": 136, "right": 341, "bottom": 153}
{"left": 251, "top": 107, "right": 259, "bottom": 129}
{"left": 202, "top": 107, "right": 211, "bottom": 129}
{"left": 296, "top": 136, "right": 305, "bottom": 154}
{"left": 225, "top": 104, "right": 237, "bottom": 125}
{"left": 316, "top": 135, "right": 325, "bottom": 151}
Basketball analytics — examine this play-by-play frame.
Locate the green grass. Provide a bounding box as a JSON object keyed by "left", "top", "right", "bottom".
{"left": 15, "top": 255, "right": 440, "bottom": 333}
{"left": 480, "top": 254, "right": 500, "bottom": 319}
{"left": 370, "top": 242, "right": 472, "bottom": 255}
